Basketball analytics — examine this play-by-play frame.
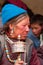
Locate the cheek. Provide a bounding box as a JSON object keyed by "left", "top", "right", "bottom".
{"left": 32, "top": 29, "right": 37, "bottom": 33}
{"left": 32, "top": 29, "right": 38, "bottom": 35}
{"left": 38, "top": 28, "right": 42, "bottom": 33}
{"left": 37, "top": 26, "right": 42, "bottom": 31}
{"left": 14, "top": 29, "right": 22, "bottom": 37}
{"left": 35, "top": 28, "right": 41, "bottom": 35}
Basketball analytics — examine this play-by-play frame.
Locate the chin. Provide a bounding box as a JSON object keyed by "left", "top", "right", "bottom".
{"left": 21, "top": 36, "right": 26, "bottom": 40}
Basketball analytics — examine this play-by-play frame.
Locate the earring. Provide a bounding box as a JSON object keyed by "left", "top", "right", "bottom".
{"left": 10, "top": 28, "right": 14, "bottom": 36}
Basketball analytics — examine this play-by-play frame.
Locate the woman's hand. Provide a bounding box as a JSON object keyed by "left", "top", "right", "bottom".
{"left": 14, "top": 60, "right": 24, "bottom": 65}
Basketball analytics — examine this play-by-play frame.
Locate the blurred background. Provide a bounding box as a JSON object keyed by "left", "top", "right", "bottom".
{"left": 0, "top": 0, "right": 43, "bottom": 15}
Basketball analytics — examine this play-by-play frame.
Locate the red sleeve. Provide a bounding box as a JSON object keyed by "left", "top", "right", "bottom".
{"left": 30, "top": 48, "right": 41, "bottom": 65}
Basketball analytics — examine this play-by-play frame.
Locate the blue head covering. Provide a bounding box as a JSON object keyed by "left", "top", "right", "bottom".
{"left": 2, "top": 4, "right": 27, "bottom": 25}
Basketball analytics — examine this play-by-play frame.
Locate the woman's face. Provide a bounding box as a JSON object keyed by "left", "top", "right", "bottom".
{"left": 31, "top": 23, "right": 42, "bottom": 37}
{"left": 9, "top": 16, "right": 30, "bottom": 40}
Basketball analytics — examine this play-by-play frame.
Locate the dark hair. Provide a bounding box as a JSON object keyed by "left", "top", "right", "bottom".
{"left": 31, "top": 14, "right": 43, "bottom": 34}
{"left": 31, "top": 14, "right": 43, "bottom": 26}
{"left": 1, "top": 0, "right": 9, "bottom": 8}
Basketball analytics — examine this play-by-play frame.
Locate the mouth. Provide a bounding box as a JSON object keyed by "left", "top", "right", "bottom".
{"left": 21, "top": 35, "right": 27, "bottom": 39}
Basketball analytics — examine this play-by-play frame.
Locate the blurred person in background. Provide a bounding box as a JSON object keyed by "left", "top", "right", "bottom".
{"left": 27, "top": 14, "right": 43, "bottom": 65}
{"left": 27, "top": 14, "right": 43, "bottom": 49}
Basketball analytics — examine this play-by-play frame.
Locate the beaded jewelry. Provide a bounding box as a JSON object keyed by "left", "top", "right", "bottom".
{"left": 5, "top": 35, "right": 26, "bottom": 64}
{"left": 5, "top": 35, "right": 21, "bottom": 63}
{"left": 5, "top": 43, "right": 16, "bottom": 63}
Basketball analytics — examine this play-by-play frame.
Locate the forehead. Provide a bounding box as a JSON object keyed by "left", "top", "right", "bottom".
{"left": 31, "top": 23, "right": 40, "bottom": 27}
{"left": 11, "top": 15, "right": 30, "bottom": 26}
{"left": 16, "top": 16, "right": 30, "bottom": 25}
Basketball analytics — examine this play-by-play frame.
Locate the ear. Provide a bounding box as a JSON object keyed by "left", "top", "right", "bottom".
{"left": 9, "top": 24, "right": 13, "bottom": 30}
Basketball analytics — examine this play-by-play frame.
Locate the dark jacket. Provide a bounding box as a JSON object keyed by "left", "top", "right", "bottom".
{"left": 37, "top": 45, "right": 43, "bottom": 65}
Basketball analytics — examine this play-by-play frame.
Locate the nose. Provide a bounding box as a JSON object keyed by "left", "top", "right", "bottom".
{"left": 33, "top": 29, "right": 36, "bottom": 33}
{"left": 25, "top": 25, "right": 30, "bottom": 32}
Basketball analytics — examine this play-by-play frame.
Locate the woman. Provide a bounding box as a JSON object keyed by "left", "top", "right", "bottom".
{"left": 0, "top": 4, "right": 40, "bottom": 65}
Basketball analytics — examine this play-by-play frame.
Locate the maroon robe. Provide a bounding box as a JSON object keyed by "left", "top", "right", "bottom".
{"left": 0, "top": 47, "right": 41, "bottom": 65}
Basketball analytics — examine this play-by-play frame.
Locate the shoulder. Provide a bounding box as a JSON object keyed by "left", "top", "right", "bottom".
{"left": 0, "top": 35, "right": 5, "bottom": 50}
{"left": 26, "top": 38, "right": 33, "bottom": 45}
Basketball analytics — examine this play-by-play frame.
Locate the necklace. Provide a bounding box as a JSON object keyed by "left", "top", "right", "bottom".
{"left": 5, "top": 35, "right": 21, "bottom": 63}
{"left": 5, "top": 35, "right": 26, "bottom": 64}
{"left": 5, "top": 43, "right": 16, "bottom": 63}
